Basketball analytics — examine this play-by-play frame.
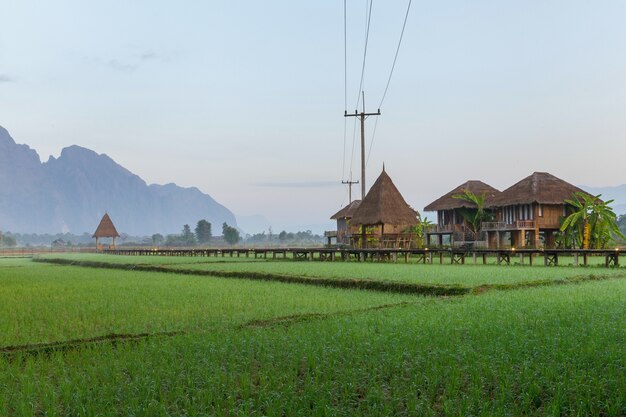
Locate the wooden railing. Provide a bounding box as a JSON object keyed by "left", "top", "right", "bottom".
{"left": 481, "top": 220, "right": 536, "bottom": 231}
{"left": 426, "top": 224, "right": 455, "bottom": 233}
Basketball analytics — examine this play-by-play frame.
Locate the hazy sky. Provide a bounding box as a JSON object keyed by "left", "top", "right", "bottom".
{"left": 1, "top": 1, "right": 625, "bottom": 232}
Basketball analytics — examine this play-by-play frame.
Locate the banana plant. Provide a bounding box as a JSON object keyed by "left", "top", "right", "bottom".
{"left": 561, "top": 192, "right": 625, "bottom": 249}
{"left": 451, "top": 190, "right": 493, "bottom": 235}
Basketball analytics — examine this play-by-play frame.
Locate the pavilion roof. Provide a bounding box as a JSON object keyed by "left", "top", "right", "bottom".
{"left": 424, "top": 180, "right": 500, "bottom": 211}
{"left": 92, "top": 213, "right": 120, "bottom": 238}
{"left": 491, "top": 172, "right": 592, "bottom": 207}
{"left": 330, "top": 200, "right": 362, "bottom": 220}
{"left": 350, "top": 168, "right": 418, "bottom": 226}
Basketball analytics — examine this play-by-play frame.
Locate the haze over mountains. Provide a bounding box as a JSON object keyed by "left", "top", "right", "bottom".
{"left": 0, "top": 126, "right": 236, "bottom": 235}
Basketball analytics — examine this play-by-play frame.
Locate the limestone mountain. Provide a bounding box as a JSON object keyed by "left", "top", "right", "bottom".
{"left": 0, "top": 126, "right": 236, "bottom": 235}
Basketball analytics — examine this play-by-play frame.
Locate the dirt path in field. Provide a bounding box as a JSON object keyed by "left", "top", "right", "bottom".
{"left": 0, "top": 331, "right": 184, "bottom": 359}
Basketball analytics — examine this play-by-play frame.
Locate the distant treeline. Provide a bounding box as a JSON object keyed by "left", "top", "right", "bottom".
{"left": 1, "top": 219, "right": 326, "bottom": 248}
{"left": 244, "top": 230, "right": 324, "bottom": 246}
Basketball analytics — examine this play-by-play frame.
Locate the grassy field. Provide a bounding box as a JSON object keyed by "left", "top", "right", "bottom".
{"left": 0, "top": 259, "right": 415, "bottom": 346}
{"left": 38, "top": 252, "right": 625, "bottom": 288}
{"left": 1, "top": 256, "right": 624, "bottom": 415}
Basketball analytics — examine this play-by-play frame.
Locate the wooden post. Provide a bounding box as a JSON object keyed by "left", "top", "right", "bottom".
{"left": 343, "top": 93, "right": 381, "bottom": 199}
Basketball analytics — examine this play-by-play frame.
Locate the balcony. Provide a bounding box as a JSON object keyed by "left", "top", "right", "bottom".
{"left": 481, "top": 220, "right": 536, "bottom": 231}
{"left": 426, "top": 224, "right": 455, "bottom": 234}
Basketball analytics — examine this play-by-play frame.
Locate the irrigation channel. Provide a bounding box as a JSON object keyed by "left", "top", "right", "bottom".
{"left": 104, "top": 247, "right": 623, "bottom": 268}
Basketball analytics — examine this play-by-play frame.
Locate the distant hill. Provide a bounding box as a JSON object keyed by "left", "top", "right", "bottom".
{"left": 580, "top": 184, "right": 626, "bottom": 216}
{"left": 0, "top": 126, "right": 237, "bottom": 235}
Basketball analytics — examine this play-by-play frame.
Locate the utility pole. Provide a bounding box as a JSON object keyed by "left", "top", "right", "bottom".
{"left": 344, "top": 91, "right": 380, "bottom": 199}
{"left": 342, "top": 177, "right": 359, "bottom": 204}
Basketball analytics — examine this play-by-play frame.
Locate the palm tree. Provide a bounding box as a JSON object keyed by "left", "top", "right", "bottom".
{"left": 451, "top": 190, "right": 493, "bottom": 236}
{"left": 561, "top": 192, "right": 625, "bottom": 249}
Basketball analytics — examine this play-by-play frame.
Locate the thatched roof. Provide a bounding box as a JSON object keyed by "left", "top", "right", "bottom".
{"left": 491, "top": 172, "right": 591, "bottom": 207}
{"left": 330, "top": 200, "right": 362, "bottom": 220}
{"left": 92, "top": 213, "right": 120, "bottom": 238}
{"left": 350, "top": 168, "right": 418, "bottom": 226}
{"left": 424, "top": 180, "right": 500, "bottom": 212}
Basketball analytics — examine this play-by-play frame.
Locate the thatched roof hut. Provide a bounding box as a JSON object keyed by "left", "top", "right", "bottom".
{"left": 93, "top": 213, "right": 120, "bottom": 238}
{"left": 350, "top": 168, "right": 418, "bottom": 227}
{"left": 330, "top": 200, "right": 362, "bottom": 220}
{"left": 491, "top": 172, "right": 591, "bottom": 207}
{"left": 424, "top": 180, "right": 500, "bottom": 212}
{"left": 93, "top": 213, "right": 120, "bottom": 249}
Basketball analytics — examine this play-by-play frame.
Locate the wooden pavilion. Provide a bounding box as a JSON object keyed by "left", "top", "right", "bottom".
{"left": 483, "top": 172, "right": 591, "bottom": 248}
{"left": 93, "top": 213, "right": 120, "bottom": 249}
{"left": 327, "top": 199, "right": 362, "bottom": 245}
{"left": 349, "top": 167, "right": 419, "bottom": 249}
{"left": 424, "top": 180, "right": 500, "bottom": 247}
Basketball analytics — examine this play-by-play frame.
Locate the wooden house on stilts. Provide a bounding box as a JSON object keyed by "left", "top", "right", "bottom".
{"left": 483, "top": 172, "right": 593, "bottom": 248}
{"left": 424, "top": 180, "right": 500, "bottom": 247}
{"left": 327, "top": 200, "right": 362, "bottom": 245}
{"left": 93, "top": 213, "right": 120, "bottom": 250}
{"left": 349, "top": 167, "right": 419, "bottom": 249}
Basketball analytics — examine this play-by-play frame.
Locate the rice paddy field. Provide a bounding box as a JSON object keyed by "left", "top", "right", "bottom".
{"left": 1, "top": 254, "right": 624, "bottom": 416}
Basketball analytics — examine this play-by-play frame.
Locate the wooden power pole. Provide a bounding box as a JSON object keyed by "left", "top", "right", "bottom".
{"left": 342, "top": 177, "right": 359, "bottom": 204}
{"left": 344, "top": 92, "right": 380, "bottom": 199}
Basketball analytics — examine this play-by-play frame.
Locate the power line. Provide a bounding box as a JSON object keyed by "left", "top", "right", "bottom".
{"left": 342, "top": 0, "right": 348, "bottom": 180}
{"left": 354, "top": 0, "right": 373, "bottom": 110}
{"left": 366, "top": 0, "right": 412, "bottom": 168}
{"left": 378, "top": 0, "right": 412, "bottom": 109}
{"left": 344, "top": 0, "right": 348, "bottom": 111}
{"left": 365, "top": 114, "right": 379, "bottom": 167}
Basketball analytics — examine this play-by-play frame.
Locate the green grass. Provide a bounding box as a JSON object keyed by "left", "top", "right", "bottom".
{"left": 1, "top": 257, "right": 624, "bottom": 416}
{"left": 38, "top": 252, "right": 625, "bottom": 287}
{"left": 0, "top": 259, "right": 415, "bottom": 346}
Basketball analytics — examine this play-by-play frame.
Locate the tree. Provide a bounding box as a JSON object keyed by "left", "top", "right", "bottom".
{"left": 195, "top": 220, "right": 212, "bottom": 244}
{"left": 222, "top": 222, "right": 240, "bottom": 245}
{"left": 560, "top": 192, "right": 625, "bottom": 249}
{"left": 0, "top": 232, "right": 17, "bottom": 247}
{"left": 182, "top": 224, "right": 197, "bottom": 246}
{"left": 451, "top": 190, "right": 493, "bottom": 236}
{"left": 165, "top": 234, "right": 182, "bottom": 246}
{"left": 151, "top": 233, "right": 164, "bottom": 245}
{"left": 278, "top": 230, "right": 287, "bottom": 242}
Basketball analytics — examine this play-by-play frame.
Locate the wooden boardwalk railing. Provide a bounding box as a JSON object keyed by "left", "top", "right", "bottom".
{"left": 101, "top": 247, "right": 623, "bottom": 268}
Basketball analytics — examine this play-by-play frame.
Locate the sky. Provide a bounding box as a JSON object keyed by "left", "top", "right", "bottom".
{"left": 1, "top": 1, "right": 626, "bottom": 233}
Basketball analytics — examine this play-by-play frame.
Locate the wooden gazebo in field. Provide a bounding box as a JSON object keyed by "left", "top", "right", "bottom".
{"left": 93, "top": 213, "right": 120, "bottom": 249}
{"left": 424, "top": 180, "right": 500, "bottom": 246}
{"left": 349, "top": 167, "right": 419, "bottom": 249}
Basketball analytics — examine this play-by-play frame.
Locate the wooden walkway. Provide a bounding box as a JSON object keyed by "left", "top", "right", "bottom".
{"left": 103, "top": 248, "right": 623, "bottom": 267}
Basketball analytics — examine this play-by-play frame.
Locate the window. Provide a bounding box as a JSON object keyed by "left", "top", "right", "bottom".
{"left": 538, "top": 204, "right": 543, "bottom": 217}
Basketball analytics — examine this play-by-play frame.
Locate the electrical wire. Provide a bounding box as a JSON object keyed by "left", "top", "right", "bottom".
{"left": 341, "top": 0, "right": 348, "bottom": 180}
{"left": 378, "top": 0, "right": 412, "bottom": 109}
{"left": 354, "top": 0, "right": 373, "bottom": 111}
{"left": 366, "top": 0, "right": 412, "bottom": 168}
{"left": 365, "top": 115, "right": 379, "bottom": 167}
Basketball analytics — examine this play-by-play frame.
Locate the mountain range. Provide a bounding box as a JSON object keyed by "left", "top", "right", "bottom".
{"left": 0, "top": 126, "right": 236, "bottom": 235}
